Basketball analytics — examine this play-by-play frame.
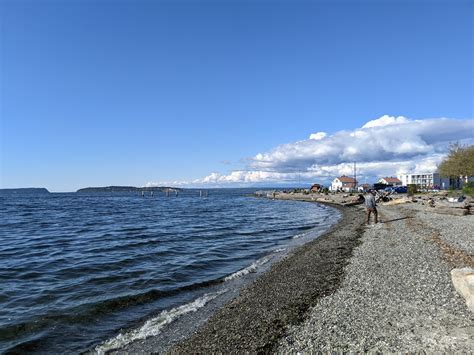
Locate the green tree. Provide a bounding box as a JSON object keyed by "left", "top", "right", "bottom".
{"left": 438, "top": 143, "right": 474, "bottom": 178}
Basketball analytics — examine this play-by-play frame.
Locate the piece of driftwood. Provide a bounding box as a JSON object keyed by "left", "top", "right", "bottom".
{"left": 432, "top": 207, "right": 469, "bottom": 216}
{"left": 342, "top": 200, "right": 364, "bottom": 206}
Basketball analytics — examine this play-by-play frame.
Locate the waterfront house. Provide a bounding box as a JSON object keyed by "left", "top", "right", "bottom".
{"left": 378, "top": 177, "right": 402, "bottom": 186}
{"left": 330, "top": 176, "right": 357, "bottom": 192}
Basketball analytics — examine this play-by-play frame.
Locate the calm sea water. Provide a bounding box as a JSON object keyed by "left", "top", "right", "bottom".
{"left": 0, "top": 189, "right": 338, "bottom": 353}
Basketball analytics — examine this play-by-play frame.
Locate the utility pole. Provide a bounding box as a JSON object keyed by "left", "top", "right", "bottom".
{"left": 354, "top": 162, "right": 357, "bottom": 191}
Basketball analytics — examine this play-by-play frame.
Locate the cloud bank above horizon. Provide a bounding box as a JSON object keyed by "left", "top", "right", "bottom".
{"left": 146, "top": 115, "right": 474, "bottom": 187}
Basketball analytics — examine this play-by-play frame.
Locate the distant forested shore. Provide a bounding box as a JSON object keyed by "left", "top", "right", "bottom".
{"left": 0, "top": 186, "right": 181, "bottom": 194}
{"left": 76, "top": 186, "right": 181, "bottom": 193}
{"left": 0, "top": 188, "right": 50, "bottom": 195}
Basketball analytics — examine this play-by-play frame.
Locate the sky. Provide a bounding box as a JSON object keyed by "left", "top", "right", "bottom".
{"left": 1, "top": 0, "right": 473, "bottom": 192}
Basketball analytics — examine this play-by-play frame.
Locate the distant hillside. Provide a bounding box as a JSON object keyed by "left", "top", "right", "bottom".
{"left": 76, "top": 186, "right": 181, "bottom": 193}
{"left": 0, "top": 188, "right": 50, "bottom": 195}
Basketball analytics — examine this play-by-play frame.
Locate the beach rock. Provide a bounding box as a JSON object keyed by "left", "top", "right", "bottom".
{"left": 451, "top": 268, "right": 474, "bottom": 312}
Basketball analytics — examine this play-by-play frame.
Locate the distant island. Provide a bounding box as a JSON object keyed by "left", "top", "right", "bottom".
{"left": 0, "top": 188, "right": 50, "bottom": 195}
{"left": 76, "top": 186, "right": 181, "bottom": 193}
{"left": 0, "top": 186, "right": 182, "bottom": 194}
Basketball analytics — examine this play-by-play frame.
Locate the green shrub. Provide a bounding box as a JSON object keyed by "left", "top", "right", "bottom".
{"left": 407, "top": 184, "right": 417, "bottom": 196}
{"left": 463, "top": 182, "right": 474, "bottom": 196}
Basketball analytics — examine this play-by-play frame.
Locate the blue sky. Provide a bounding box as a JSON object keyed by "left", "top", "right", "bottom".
{"left": 1, "top": 0, "right": 472, "bottom": 191}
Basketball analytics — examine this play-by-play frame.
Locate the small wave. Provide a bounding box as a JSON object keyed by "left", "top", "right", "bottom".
{"left": 292, "top": 233, "right": 306, "bottom": 239}
{"left": 94, "top": 289, "right": 226, "bottom": 354}
{"left": 273, "top": 248, "right": 286, "bottom": 253}
{"left": 0, "top": 277, "right": 227, "bottom": 344}
{"left": 224, "top": 257, "right": 269, "bottom": 281}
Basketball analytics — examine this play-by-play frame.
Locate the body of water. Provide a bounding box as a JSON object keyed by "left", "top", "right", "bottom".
{"left": 0, "top": 189, "right": 339, "bottom": 353}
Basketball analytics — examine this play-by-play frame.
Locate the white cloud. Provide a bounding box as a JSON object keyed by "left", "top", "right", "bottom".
{"left": 248, "top": 116, "right": 472, "bottom": 172}
{"left": 145, "top": 115, "right": 474, "bottom": 187}
{"left": 309, "top": 131, "right": 327, "bottom": 140}
{"left": 191, "top": 155, "right": 446, "bottom": 186}
{"left": 361, "top": 114, "right": 409, "bottom": 128}
{"left": 144, "top": 180, "right": 190, "bottom": 187}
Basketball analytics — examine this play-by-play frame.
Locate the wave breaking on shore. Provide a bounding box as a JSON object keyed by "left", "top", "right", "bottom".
{"left": 94, "top": 289, "right": 227, "bottom": 354}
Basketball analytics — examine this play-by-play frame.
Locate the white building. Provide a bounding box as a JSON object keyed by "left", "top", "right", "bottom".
{"left": 378, "top": 177, "right": 402, "bottom": 186}
{"left": 330, "top": 176, "right": 357, "bottom": 192}
{"left": 397, "top": 172, "right": 449, "bottom": 190}
{"left": 358, "top": 183, "right": 371, "bottom": 192}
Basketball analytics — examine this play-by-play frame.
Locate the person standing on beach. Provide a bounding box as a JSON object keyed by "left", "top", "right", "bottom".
{"left": 364, "top": 190, "right": 378, "bottom": 225}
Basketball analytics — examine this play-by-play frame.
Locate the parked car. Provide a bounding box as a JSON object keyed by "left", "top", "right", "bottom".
{"left": 394, "top": 186, "right": 407, "bottom": 193}
{"left": 384, "top": 186, "right": 408, "bottom": 193}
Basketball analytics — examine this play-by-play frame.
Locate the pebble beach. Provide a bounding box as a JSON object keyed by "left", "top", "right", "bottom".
{"left": 170, "top": 198, "right": 474, "bottom": 353}
{"left": 171, "top": 205, "right": 365, "bottom": 353}
{"left": 279, "top": 202, "right": 473, "bottom": 352}
{"left": 108, "top": 195, "right": 474, "bottom": 353}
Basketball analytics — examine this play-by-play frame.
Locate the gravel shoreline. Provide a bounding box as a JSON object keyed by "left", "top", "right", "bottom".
{"left": 278, "top": 203, "right": 474, "bottom": 352}
{"left": 112, "top": 201, "right": 473, "bottom": 353}
{"left": 171, "top": 205, "right": 365, "bottom": 353}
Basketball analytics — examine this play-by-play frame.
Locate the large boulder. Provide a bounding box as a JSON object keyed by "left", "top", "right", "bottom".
{"left": 451, "top": 268, "right": 474, "bottom": 312}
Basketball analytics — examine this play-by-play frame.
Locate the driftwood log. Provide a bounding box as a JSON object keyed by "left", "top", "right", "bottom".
{"left": 432, "top": 207, "right": 469, "bottom": 216}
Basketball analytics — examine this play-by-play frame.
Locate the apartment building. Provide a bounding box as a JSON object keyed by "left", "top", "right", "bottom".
{"left": 397, "top": 172, "right": 449, "bottom": 190}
